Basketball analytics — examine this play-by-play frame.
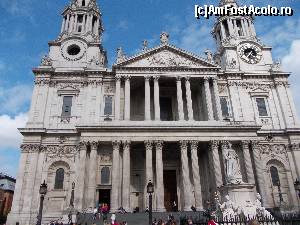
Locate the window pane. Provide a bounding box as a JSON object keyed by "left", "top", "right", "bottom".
{"left": 270, "top": 166, "right": 280, "bottom": 186}
{"left": 256, "top": 98, "right": 268, "bottom": 116}
{"left": 61, "top": 96, "right": 73, "bottom": 117}
{"left": 220, "top": 97, "right": 229, "bottom": 117}
{"left": 101, "top": 167, "right": 110, "bottom": 184}
{"left": 54, "top": 168, "right": 64, "bottom": 189}
{"left": 104, "top": 96, "right": 112, "bottom": 115}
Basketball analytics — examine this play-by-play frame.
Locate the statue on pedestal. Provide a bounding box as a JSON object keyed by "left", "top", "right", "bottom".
{"left": 254, "top": 193, "right": 274, "bottom": 219}
{"left": 222, "top": 142, "right": 243, "bottom": 184}
{"left": 218, "top": 195, "right": 238, "bottom": 220}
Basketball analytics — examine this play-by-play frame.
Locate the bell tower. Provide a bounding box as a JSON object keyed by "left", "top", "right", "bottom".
{"left": 212, "top": 0, "right": 273, "bottom": 72}
{"left": 45, "top": 0, "right": 107, "bottom": 69}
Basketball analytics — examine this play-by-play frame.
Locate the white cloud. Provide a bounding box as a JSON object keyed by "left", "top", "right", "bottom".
{"left": 0, "top": 113, "right": 28, "bottom": 149}
{"left": 282, "top": 40, "right": 300, "bottom": 119}
{"left": 0, "top": 84, "right": 33, "bottom": 114}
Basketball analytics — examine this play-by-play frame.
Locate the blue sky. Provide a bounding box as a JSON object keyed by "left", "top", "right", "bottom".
{"left": 0, "top": 0, "right": 299, "bottom": 177}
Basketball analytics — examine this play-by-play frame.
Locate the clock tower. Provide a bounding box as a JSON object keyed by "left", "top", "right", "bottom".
{"left": 47, "top": 0, "right": 107, "bottom": 70}
{"left": 213, "top": 0, "right": 274, "bottom": 73}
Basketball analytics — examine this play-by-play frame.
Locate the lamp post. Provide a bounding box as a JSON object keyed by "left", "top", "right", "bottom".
{"left": 147, "top": 181, "right": 154, "bottom": 225}
{"left": 36, "top": 180, "right": 47, "bottom": 225}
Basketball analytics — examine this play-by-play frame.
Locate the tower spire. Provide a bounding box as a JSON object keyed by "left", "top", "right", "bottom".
{"left": 58, "top": 0, "right": 103, "bottom": 43}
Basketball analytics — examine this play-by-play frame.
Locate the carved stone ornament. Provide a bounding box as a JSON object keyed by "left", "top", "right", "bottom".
{"left": 46, "top": 145, "right": 78, "bottom": 159}
{"left": 204, "top": 49, "right": 213, "bottom": 63}
{"left": 41, "top": 55, "right": 52, "bottom": 66}
{"left": 116, "top": 47, "right": 126, "bottom": 64}
{"left": 104, "top": 85, "right": 115, "bottom": 94}
{"left": 100, "top": 154, "right": 112, "bottom": 163}
{"left": 228, "top": 58, "right": 237, "bottom": 69}
{"left": 21, "top": 144, "right": 43, "bottom": 153}
{"left": 147, "top": 50, "right": 198, "bottom": 67}
{"left": 160, "top": 32, "right": 169, "bottom": 44}
{"left": 35, "top": 78, "right": 52, "bottom": 86}
{"left": 259, "top": 144, "right": 287, "bottom": 157}
{"left": 271, "top": 60, "right": 282, "bottom": 71}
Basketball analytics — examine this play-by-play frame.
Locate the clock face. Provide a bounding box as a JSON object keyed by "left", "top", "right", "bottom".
{"left": 238, "top": 43, "right": 262, "bottom": 64}
{"left": 61, "top": 40, "right": 87, "bottom": 61}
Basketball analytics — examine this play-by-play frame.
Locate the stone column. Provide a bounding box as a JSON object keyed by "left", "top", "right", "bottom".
{"left": 210, "top": 140, "right": 223, "bottom": 187}
{"left": 65, "top": 14, "right": 70, "bottom": 32}
{"left": 111, "top": 141, "right": 121, "bottom": 212}
{"left": 220, "top": 22, "right": 226, "bottom": 39}
{"left": 87, "top": 141, "right": 98, "bottom": 208}
{"left": 88, "top": 14, "right": 93, "bottom": 32}
{"left": 176, "top": 76, "right": 184, "bottom": 121}
{"left": 145, "top": 76, "right": 151, "bottom": 121}
{"left": 122, "top": 140, "right": 131, "bottom": 212}
{"left": 155, "top": 141, "right": 165, "bottom": 212}
{"left": 145, "top": 141, "right": 153, "bottom": 208}
{"left": 212, "top": 77, "right": 223, "bottom": 121}
{"left": 68, "top": 14, "right": 74, "bottom": 33}
{"left": 73, "top": 14, "right": 78, "bottom": 32}
{"left": 124, "top": 76, "right": 131, "bottom": 121}
{"left": 82, "top": 15, "right": 86, "bottom": 33}
{"left": 190, "top": 141, "right": 203, "bottom": 210}
{"left": 115, "top": 75, "right": 121, "bottom": 120}
{"left": 204, "top": 77, "right": 214, "bottom": 121}
{"left": 61, "top": 17, "right": 66, "bottom": 33}
{"left": 185, "top": 77, "right": 194, "bottom": 121}
{"left": 154, "top": 76, "right": 160, "bottom": 121}
{"left": 77, "top": 142, "right": 87, "bottom": 210}
{"left": 180, "top": 140, "right": 193, "bottom": 211}
{"left": 241, "top": 141, "right": 255, "bottom": 184}
{"left": 251, "top": 141, "right": 270, "bottom": 207}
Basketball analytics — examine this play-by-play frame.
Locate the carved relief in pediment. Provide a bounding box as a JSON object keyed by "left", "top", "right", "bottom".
{"left": 125, "top": 50, "right": 203, "bottom": 68}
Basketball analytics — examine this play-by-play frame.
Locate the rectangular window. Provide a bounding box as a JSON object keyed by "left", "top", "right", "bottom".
{"left": 104, "top": 96, "right": 113, "bottom": 116}
{"left": 61, "top": 96, "right": 73, "bottom": 117}
{"left": 256, "top": 98, "right": 268, "bottom": 117}
{"left": 220, "top": 97, "right": 230, "bottom": 118}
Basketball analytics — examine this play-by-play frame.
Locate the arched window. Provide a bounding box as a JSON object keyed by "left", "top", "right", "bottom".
{"left": 101, "top": 167, "right": 110, "bottom": 184}
{"left": 270, "top": 166, "right": 280, "bottom": 186}
{"left": 54, "top": 168, "right": 65, "bottom": 189}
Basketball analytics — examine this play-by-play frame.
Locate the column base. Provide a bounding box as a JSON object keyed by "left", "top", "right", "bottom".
{"left": 183, "top": 206, "right": 193, "bottom": 211}
{"left": 154, "top": 207, "right": 166, "bottom": 212}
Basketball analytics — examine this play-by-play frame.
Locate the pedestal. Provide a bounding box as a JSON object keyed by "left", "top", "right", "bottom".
{"left": 219, "top": 183, "right": 256, "bottom": 207}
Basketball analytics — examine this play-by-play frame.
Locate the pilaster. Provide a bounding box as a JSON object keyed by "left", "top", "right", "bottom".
{"left": 145, "top": 76, "right": 151, "bottom": 121}
{"left": 115, "top": 75, "right": 121, "bottom": 120}
{"left": 241, "top": 141, "right": 255, "bottom": 184}
{"left": 154, "top": 76, "right": 161, "bottom": 121}
{"left": 124, "top": 76, "right": 131, "bottom": 121}
{"left": 204, "top": 77, "right": 214, "bottom": 121}
{"left": 111, "top": 140, "right": 121, "bottom": 212}
{"left": 210, "top": 140, "right": 223, "bottom": 188}
{"left": 176, "top": 76, "right": 184, "bottom": 121}
{"left": 185, "top": 77, "right": 194, "bottom": 121}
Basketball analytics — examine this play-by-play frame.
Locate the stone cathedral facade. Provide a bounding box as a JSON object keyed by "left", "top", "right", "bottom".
{"left": 7, "top": 0, "right": 300, "bottom": 224}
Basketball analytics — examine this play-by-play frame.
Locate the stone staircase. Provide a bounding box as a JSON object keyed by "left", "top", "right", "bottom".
{"left": 76, "top": 211, "right": 206, "bottom": 225}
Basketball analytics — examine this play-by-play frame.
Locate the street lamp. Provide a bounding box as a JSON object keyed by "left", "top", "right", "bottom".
{"left": 147, "top": 181, "right": 154, "bottom": 225}
{"left": 36, "top": 180, "right": 47, "bottom": 225}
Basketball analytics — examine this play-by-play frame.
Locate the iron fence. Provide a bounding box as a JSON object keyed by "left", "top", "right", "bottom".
{"left": 180, "top": 214, "right": 300, "bottom": 225}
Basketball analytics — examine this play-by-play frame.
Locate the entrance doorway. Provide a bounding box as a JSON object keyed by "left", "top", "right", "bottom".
{"left": 98, "top": 189, "right": 111, "bottom": 206}
{"left": 163, "top": 170, "right": 178, "bottom": 211}
{"left": 160, "top": 97, "right": 173, "bottom": 121}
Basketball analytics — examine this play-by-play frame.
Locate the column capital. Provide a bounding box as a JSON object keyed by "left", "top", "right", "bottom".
{"left": 203, "top": 76, "right": 210, "bottom": 82}
{"left": 184, "top": 76, "right": 191, "bottom": 81}
{"left": 90, "top": 141, "right": 98, "bottom": 150}
{"left": 144, "top": 75, "right": 151, "bottom": 81}
{"left": 251, "top": 140, "right": 260, "bottom": 149}
{"left": 220, "top": 140, "right": 230, "bottom": 149}
{"left": 179, "top": 140, "right": 188, "bottom": 149}
{"left": 124, "top": 75, "right": 131, "bottom": 81}
{"left": 79, "top": 141, "right": 88, "bottom": 149}
{"left": 122, "top": 140, "right": 131, "bottom": 147}
{"left": 153, "top": 75, "right": 160, "bottom": 81}
{"left": 211, "top": 77, "right": 218, "bottom": 82}
{"left": 210, "top": 140, "right": 219, "bottom": 149}
{"left": 115, "top": 75, "right": 122, "bottom": 81}
{"left": 190, "top": 140, "right": 199, "bottom": 150}
{"left": 241, "top": 140, "right": 250, "bottom": 148}
{"left": 176, "top": 76, "right": 182, "bottom": 81}
{"left": 154, "top": 140, "right": 164, "bottom": 150}
{"left": 112, "top": 140, "right": 121, "bottom": 150}
{"left": 144, "top": 140, "right": 153, "bottom": 150}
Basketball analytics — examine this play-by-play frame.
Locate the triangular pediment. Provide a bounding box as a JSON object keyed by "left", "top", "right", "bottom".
{"left": 114, "top": 44, "right": 218, "bottom": 69}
